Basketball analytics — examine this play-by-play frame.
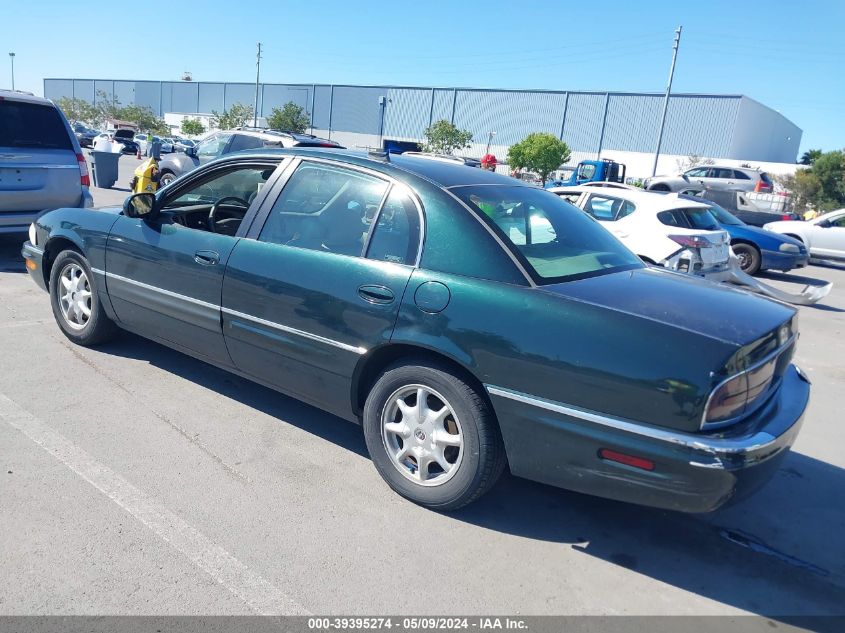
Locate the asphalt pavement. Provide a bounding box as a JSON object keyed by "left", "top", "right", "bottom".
{"left": 1, "top": 183, "right": 844, "bottom": 617}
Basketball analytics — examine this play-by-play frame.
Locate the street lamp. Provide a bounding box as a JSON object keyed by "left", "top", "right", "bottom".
{"left": 8, "top": 52, "right": 14, "bottom": 91}
{"left": 485, "top": 131, "right": 496, "bottom": 154}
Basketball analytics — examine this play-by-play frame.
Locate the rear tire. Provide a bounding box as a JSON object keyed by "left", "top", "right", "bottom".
{"left": 159, "top": 170, "right": 176, "bottom": 187}
{"left": 49, "top": 249, "right": 117, "bottom": 346}
{"left": 363, "top": 361, "right": 506, "bottom": 511}
{"left": 732, "top": 243, "right": 761, "bottom": 275}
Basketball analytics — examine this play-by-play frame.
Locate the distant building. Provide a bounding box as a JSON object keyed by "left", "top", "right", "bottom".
{"left": 44, "top": 78, "right": 802, "bottom": 176}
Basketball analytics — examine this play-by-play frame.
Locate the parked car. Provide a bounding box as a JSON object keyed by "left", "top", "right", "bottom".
{"left": 111, "top": 129, "right": 139, "bottom": 155}
{"left": 678, "top": 195, "right": 808, "bottom": 275}
{"left": 156, "top": 129, "right": 343, "bottom": 187}
{"left": 21, "top": 148, "right": 809, "bottom": 512}
{"left": 0, "top": 90, "right": 93, "bottom": 233}
{"left": 160, "top": 137, "right": 175, "bottom": 154}
{"left": 550, "top": 186, "right": 731, "bottom": 277}
{"left": 764, "top": 209, "right": 845, "bottom": 262}
{"left": 72, "top": 123, "right": 98, "bottom": 148}
{"left": 644, "top": 166, "right": 773, "bottom": 194}
{"left": 173, "top": 138, "right": 195, "bottom": 152}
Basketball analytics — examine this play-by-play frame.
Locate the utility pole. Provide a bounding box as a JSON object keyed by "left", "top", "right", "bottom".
{"left": 485, "top": 131, "right": 496, "bottom": 154}
{"left": 651, "top": 26, "right": 682, "bottom": 177}
{"left": 253, "top": 42, "right": 262, "bottom": 127}
{"left": 9, "top": 52, "right": 15, "bottom": 91}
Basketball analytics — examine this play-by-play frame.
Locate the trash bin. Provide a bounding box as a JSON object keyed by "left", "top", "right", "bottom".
{"left": 90, "top": 151, "right": 121, "bottom": 188}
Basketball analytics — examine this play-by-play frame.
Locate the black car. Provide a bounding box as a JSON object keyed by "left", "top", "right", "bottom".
{"left": 72, "top": 123, "right": 98, "bottom": 148}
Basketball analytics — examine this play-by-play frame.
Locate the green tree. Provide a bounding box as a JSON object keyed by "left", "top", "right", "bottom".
{"left": 422, "top": 119, "right": 473, "bottom": 155}
{"left": 810, "top": 150, "right": 845, "bottom": 209}
{"left": 181, "top": 118, "right": 206, "bottom": 136}
{"left": 799, "top": 149, "right": 822, "bottom": 165}
{"left": 56, "top": 97, "right": 98, "bottom": 126}
{"left": 210, "top": 103, "right": 254, "bottom": 130}
{"left": 507, "top": 133, "right": 572, "bottom": 186}
{"left": 94, "top": 90, "right": 121, "bottom": 128}
{"left": 267, "top": 102, "right": 310, "bottom": 133}
{"left": 777, "top": 170, "right": 821, "bottom": 210}
{"left": 116, "top": 104, "right": 169, "bottom": 135}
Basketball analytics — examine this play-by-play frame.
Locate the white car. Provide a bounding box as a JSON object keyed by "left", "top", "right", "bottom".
{"left": 550, "top": 186, "right": 731, "bottom": 276}
{"left": 764, "top": 209, "right": 845, "bottom": 262}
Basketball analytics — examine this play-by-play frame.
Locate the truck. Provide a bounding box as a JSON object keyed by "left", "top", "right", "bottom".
{"left": 544, "top": 159, "right": 626, "bottom": 188}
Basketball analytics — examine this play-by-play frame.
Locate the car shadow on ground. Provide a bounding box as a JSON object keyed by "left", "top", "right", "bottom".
{"left": 0, "top": 235, "right": 25, "bottom": 273}
{"left": 98, "top": 331, "right": 845, "bottom": 618}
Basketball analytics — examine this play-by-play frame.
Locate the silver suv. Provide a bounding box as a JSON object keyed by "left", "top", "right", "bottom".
{"left": 0, "top": 90, "right": 92, "bottom": 234}
{"left": 644, "top": 165, "right": 773, "bottom": 194}
{"left": 157, "top": 128, "right": 343, "bottom": 187}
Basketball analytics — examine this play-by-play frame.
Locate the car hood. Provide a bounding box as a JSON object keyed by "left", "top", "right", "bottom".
{"left": 724, "top": 223, "right": 804, "bottom": 248}
{"left": 540, "top": 266, "right": 794, "bottom": 346}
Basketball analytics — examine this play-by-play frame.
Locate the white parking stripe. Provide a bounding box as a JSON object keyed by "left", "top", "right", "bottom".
{"left": 0, "top": 393, "right": 309, "bottom": 616}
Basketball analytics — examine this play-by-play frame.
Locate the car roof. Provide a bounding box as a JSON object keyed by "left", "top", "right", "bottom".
{"left": 0, "top": 89, "right": 56, "bottom": 106}
{"left": 217, "top": 147, "right": 533, "bottom": 189}
{"left": 549, "top": 185, "right": 713, "bottom": 212}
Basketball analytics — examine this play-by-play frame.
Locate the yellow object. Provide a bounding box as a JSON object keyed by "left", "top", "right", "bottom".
{"left": 132, "top": 157, "right": 160, "bottom": 194}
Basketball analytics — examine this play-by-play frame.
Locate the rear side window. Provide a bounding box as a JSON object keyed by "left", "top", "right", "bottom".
{"left": 365, "top": 186, "right": 420, "bottom": 265}
{"left": 0, "top": 101, "right": 73, "bottom": 150}
{"left": 229, "top": 134, "right": 264, "bottom": 153}
{"left": 733, "top": 170, "right": 751, "bottom": 180}
{"left": 658, "top": 208, "right": 719, "bottom": 230}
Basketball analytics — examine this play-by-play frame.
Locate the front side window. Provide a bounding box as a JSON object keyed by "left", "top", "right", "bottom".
{"left": 456, "top": 185, "right": 642, "bottom": 283}
{"left": 165, "top": 165, "right": 274, "bottom": 209}
{"left": 686, "top": 167, "right": 709, "bottom": 178}
{"left": 259, "top": 163, "right": 389, "bottom": 257}
{"left": 577, "top": 163, "right": 596, "bottom": 181}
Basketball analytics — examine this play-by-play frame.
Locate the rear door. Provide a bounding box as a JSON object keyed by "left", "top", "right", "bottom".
{"left": 0, "top": 99, "right": 82, "bottom": 219}
{"left": 221, "top": 159, "right": 420, "bottom": 418}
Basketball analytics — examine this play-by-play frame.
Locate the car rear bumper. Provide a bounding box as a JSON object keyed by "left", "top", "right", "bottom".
{"left": 21, "top": 241, "right": 48, "bottom": 291}
{"left": 760, "top": 248, "right": 809, "bottom": 271}
{"left": 487, "top": 364, "right": 810, "bottom": 513}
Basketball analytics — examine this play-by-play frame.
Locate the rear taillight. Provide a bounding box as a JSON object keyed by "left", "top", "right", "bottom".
{"left": 704, "top": 356, "right": 778, "bottom": 426}
{"left": 668, "top": 234, "right": 715, "bottom": 249}
{"left": 781, "top": 214, "right": 794, "bottom": 221}
{"left": 755, "top": 180, "right": 773, "bottom": 192}
{"left": 76, "top": 152, "right": 90, "bottom": 187}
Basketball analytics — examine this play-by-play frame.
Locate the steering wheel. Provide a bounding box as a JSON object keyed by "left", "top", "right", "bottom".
{"left": 208, "top": 196, "right": 250, "bottom": 233}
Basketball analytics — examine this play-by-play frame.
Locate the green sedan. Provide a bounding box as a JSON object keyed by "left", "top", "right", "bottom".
{"left": 21, "top": 148, "right": 809, "bottom": 512}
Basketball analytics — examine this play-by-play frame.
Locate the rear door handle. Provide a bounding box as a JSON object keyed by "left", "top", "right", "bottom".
{"left": 358, "top": 284, "right": 395, "bottom": 304}
{"left": 194, "top": 250, "right": 219, "bottom": 266}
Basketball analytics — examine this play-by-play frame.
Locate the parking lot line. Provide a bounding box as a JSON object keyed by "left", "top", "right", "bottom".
{"left": 0, "top": 393, "right": 310, "bottom": 617}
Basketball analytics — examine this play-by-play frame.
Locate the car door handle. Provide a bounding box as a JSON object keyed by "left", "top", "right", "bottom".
{"left": 358, "top": 285, "right": 395, "bottom": 304}
{"left": 194, "top": 250, "right": 219, "bottom": 266}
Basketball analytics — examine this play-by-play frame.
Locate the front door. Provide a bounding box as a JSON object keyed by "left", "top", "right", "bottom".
{"left": 812, "top": 212, "right": 845, "bottom": 259}
{"left": 222, "top": 160, "right": 421, "bottom": 418}
{"left": 105, "top": 160, "right": 281, "bottom": 364}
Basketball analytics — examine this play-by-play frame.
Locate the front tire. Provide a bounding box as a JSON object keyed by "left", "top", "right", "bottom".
{"left": 159, "top": 170, "right": 176, "bottom": 187}
{"left": 363, "top": 361, "right": 506, "bottom": 511}
{"left": 49, "top": 249, "right": 117, "bottom": 346}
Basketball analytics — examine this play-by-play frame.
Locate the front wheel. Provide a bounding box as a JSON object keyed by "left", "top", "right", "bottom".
{"left": 363, "top": 362, "right": 506, "bottom": 511}
{"left": 49, "top": 249, "right": 117, "bottom": 346}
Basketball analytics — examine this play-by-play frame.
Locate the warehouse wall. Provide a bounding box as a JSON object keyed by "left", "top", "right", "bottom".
{"left": 43, "top": 79, "right": 801, "bottom": 163}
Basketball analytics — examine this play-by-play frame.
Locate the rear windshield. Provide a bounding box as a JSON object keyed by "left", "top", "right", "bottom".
{"left": 0, "top": 100, "right": 73, "bottom": 150}
{"left": 455, "top": 185, "right": 643, "bottom": 283}
{"left": 759, "top": 172, "right": 772, "bottom": 184}
{"left": 681, "top": 207, "right": 720, "bottom": 230}
{"left": 705, "top": 203, "right": 744, "bottom": 226}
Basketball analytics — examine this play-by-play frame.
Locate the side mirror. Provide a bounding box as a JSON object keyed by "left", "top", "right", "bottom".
{"left": 817, "top": 219, "right": 831, "bottom": 228}
{"left": 123, "top": 192, "right": 159, "bottom": 220}
{"left": 185, "top": 146, "right": 197, "bottom": 157}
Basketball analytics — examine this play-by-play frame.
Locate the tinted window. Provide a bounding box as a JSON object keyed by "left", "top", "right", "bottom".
{"left": 657, "top": 210, "right": 685, "bottom": 227}
{"left": 759, "top": 172, "right": 772, "bottom": 184}
{"left": 733, "top": 170, "right": 751, "bottom": 180}
{"left": 829, "top": 214, "right": 845, "bottom": 228}
{"left": 583, "top": 194, "right": 636, "bottom": 221}
{"left": 680, "top": 207, "right": 720, "bottom": 229}
{"left": 706, "top": 204, "right": 744, "bottom": 226}
{"left": 0, "top": 101, "right": 73, "bottom": 150}
{"left": 229, "top": 134, "right": 265, "bottom": 152}
{"left": 260, "top": 163, "right": 388, "bottom": 257}
{"left": 365, "top": 186, "right": 420, "bottom": 265}
{"left": 456, "top": 186, "right": 642, "bottom": 283}
{"left": 713, "top": 168, "right": 734, "bottom": 179}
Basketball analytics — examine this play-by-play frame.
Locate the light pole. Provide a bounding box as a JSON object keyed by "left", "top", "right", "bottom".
{"left": 485, "top": 131, "right": 496, "bottom": 154}
{"left": 651, "top": 26, "right": 682, "bottom": 177}
{"left": 253, "top": 42, "right": 262, "bottom": 127}
{"left": 9, "top": 52, "right": 15, "bottom": 91}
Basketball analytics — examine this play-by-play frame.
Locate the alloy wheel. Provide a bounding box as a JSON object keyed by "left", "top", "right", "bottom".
{"left": 381, "top": 384, "right": 464, "bottom": 486}
{"left": 58, "top": 263, "right": 92, "bottom": 330}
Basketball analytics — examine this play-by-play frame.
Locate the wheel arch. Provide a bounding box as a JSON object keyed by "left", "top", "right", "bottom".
{"left": 351, "top": 343, "right": 492, "bottom": 420}
{"left": 42, "top": 234, "right": 85, "bottom": 288}
{"left": 730, "top": 237, "right": 760, "bottom": 251}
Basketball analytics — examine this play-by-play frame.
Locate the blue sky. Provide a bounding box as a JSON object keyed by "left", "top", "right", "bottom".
{"left": 3, "top": 0, "right": 842, "bottom": 155}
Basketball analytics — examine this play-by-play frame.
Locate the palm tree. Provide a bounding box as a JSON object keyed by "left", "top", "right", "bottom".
{"left": 800, "top": 149, "right": 822, "bottom": 165}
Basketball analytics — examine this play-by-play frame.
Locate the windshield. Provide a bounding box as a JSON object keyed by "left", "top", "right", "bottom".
{"left": 455, "top": 185, "right": 643, "bottom": 283}
{"left": 705, "top": 203, "right": 744, "bottom": 226}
